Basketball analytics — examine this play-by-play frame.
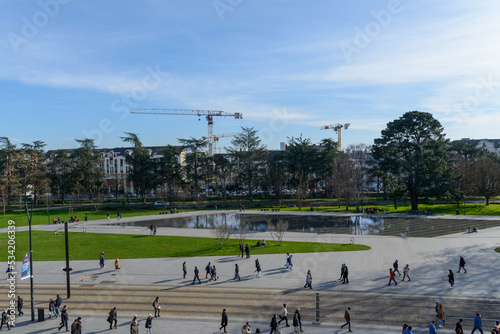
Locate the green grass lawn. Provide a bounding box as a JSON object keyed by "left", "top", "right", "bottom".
{"left": 0, "top": 207, "right": 203, "bottom": 227}
{"left": 2, "top": 201, "right": 499, "bottom": 229}
{"left": 264, "top": 203, "right": 500, "bottom": 216}
{"left": 0, "top": 231, "right": 370, "bottom": 262}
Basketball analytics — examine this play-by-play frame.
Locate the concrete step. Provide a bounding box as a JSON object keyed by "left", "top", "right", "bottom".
{"left": 5, "top": 284, "right": 500, "bottom": 328}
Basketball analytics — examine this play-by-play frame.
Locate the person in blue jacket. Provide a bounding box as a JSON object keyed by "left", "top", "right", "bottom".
{"left": 429, "top": 321, "right": 438, "bottom": 334}
{"left": 471, "top": 312, "right": 484, "bottom": 334}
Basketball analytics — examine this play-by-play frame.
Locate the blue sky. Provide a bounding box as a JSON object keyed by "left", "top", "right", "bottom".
{"left": 2, "top": 0, "right": 500, "bottom": 151}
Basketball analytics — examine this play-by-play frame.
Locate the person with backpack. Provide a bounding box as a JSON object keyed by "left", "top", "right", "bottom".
{"left": 107, "top": 307, "right": 117, "bottom": 329}
{"left": 145, "top": 314, "right": 153, "bottom": 334}
{"left": 269, "top": 314, "right": 278, "bottom": 334}
{"left": 58, "top": 305, "right": 69, "bottom": 332}
{"left": 205, "top": 262, "right": 211, "bottom": 278}
{"left": 153, "top": 297, "right": 160, "bottom": 317}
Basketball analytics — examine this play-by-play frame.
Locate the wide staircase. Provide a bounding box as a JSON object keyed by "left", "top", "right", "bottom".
{"left": 3, "top": 284, "right": 499, "bottom": 328}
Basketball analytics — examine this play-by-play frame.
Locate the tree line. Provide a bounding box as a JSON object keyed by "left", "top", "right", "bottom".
{"left": 1, "top": 111, "right": 499, "bottom": 212}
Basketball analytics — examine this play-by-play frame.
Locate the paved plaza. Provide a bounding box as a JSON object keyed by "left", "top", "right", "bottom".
{"left": 3, "top": 210, "right": 500, "bottom": 333}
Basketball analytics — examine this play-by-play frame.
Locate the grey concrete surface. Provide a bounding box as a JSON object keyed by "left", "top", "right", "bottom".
{"left": 3, "top": 210, "right": 500, "bottom": 333}
{"left": 10, "top": 313, "right": 460, "bottom": 334}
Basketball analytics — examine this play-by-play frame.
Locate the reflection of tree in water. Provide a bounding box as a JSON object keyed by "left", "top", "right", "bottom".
{"left": 117, "top": 213, "right": 500, "bottom": 237}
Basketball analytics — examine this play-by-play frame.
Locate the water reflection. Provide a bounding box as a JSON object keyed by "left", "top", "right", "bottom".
{"left": 113, "top": 213, "right": 500, "bottom": 237}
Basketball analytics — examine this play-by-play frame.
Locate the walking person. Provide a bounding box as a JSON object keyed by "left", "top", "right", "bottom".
{"left": 145, "top": 314, "right": 153, "bottom": 334}
{"left": 402, "top": 264, "right": 411, "bottom": 281}
{"left": 130, "top": 318, "right": 139, "bottom": 334}
{"left": 458, "top": 256, "right": 467, "bottom": 273}
{"left": 278, "top": 303, "right": 289, "bottom": 327}
{"left": 471, "top": 312, "right": 484, "bottom": 334}
{"left": 295, "top": 308, "right": 303, "bottom": 333}
{"left": 285, "top": 252, "right": 290, "bottom": 269}
{"left": 405, "top": 325, "right": 413, "bottom": 334}
{"left": 242, "top": 322, "right": 251, "bottom": 334}
{"left": 192, "top": 266, "right": 201, "bottom": 284}
{"left": 339, "top": 264, "right": 345, "bottom": 281}
{"left": 58, "top": 305, "right": 69, "bottom": 332}
{"left": 340, "top": 307, "right": 352, "bottom": 332}
{"left": 0, "top": 309, "right": 11, "bottom": 331}
{"left": 448, "top": 269, "right": 455, "bottom": 288}
{"left": 255, "top": 258, "right": 262, "bottom": 278}
{"left": 212, "top": 265, "right": 218, "bottom": 281}
{"left": 219, "top": 309, "right": 228, "bottom": 333}
{"left": 245, "top": 244, "right": 250, "bottom": 258}
{"left": 17, "top": 296, "right": 24, "bottom": 316}
{"left": 234, "top": 264, "right": 241, "bottom": 281}
{"left": 55, "top": 294, "right": 63, "bottom": 314}
{"left": 455, "top": 319, "right": 463, "bottom": 334}
{"left": 429, "top": 321, "right": 438, "bottom": 334}
{"left": 71, "top": 319, "right": 79, "bottom": 334}
{"left": 288, "top": 254, "right": 293, "bottom": 270}
{"left": 269, "top": 314, "right": 278, "bottom": 334}
{"left": 153, "top": 297, "right": 160, "bottom": 317}
{"left": 99, "top": 251, "right": 106, "bottom": 268}
{"left": 205, "top": 262, "right": 211, "bottom": 278}
{"left": 393, "top": 259, "right": 401, "bottom": 276}
{"left": 107, "top": 211, "right": 110, "bottom": 220}
{"left": 49, "top": 298, "right": 57, "bottom": 318}
{"left": 342, "top": 265, "right": 349, "bottom": 284}
{"left": 108, "top": 307, "right": 117, "bottom": 329}
{"left": 304, "top": 269, "right": 312, "bottom": 289}
{"left": 71, "top": 317, "right": 82, "bottom": 334}
{"left": 114, "top": 257, "right": 120, "bottom": 270}
{"left": 435, "top": 302, "right": 444, "bottom": 328}
{"left": 183, "top": 261, "right": 187, "bottom": 278}
{"left": 293, "top": 312, "right": 300, "bottom": 333}
{"left": 388, "top": 268, "right": 398, "bottom": 286}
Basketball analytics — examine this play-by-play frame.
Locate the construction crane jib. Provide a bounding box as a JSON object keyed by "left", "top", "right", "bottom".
{"left": 320, "top": 123, "right": 350, "bottom": 152}
{"left": 131, "top": 108, "right": 243, "bottom": 156}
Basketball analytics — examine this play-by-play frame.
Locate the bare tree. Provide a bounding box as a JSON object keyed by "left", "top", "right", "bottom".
{"left": 212, "top": 216, "right": 232, "bottom": 249}
{"left": 267, "top": 219, "right": 289, "bottom": 246}
{"left": 234, "top": 220, "right": 253, "bottom": 244}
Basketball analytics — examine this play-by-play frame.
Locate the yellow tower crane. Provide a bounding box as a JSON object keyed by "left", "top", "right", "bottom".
{"left": 320, "top": 123, "right": 350, "bottom": 152}
{"left": 202, "top": 132, "right": 243, "bottom": 154}
{"left": 131, "top": 108, "right": 243, "bottom": 156}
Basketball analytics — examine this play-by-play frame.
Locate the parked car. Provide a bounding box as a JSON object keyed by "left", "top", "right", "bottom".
{"left": 154, "top": 201, "right": 167, "bottom": 207}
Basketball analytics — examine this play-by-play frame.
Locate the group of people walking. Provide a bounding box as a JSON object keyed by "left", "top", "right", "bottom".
{"left": 404, "top": 311, "right": 493, "bottom": 334}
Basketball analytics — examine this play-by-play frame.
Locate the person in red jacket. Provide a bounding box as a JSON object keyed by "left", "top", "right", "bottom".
{"left": 388, "top": 268, "right": 398, "bottom": 286}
